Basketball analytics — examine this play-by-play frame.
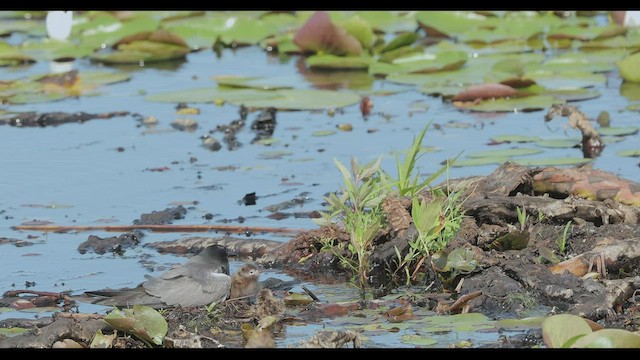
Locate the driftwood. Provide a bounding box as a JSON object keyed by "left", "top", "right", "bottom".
{"left": 550, "top": 237, "right": 640, "bottom": 277}
{"left": 144, "top": 236, "right": 287, "bottom": 262}
{"left": 0, "top": 313, "right": 108, "bottom": 348}
{"left": 465, "top": 194, "right": 640, "bottom": 226}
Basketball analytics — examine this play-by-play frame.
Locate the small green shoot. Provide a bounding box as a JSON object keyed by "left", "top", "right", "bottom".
{"left": 557, "top": 220, "right": 572, "bottom": 254}
{"left": 516, "top": 206, "right": 530, "bottom": 231}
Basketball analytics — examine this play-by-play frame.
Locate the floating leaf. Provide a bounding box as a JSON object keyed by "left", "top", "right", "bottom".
{"left": 213, "top": 75, "right": 295, "bottom": 90}
{"left": 416, "top": 11, "right": 486, "bottom": 38}
{"left": 467, "top": 148, "right": 543, "bottom": 158}
{"left": 535, "top": 138, "right": 580, "bottom": 148}
{"left": 526, "top": 70, "right": 606, "bottom": 89}
{"left": 597, "top": 126, "right": 639, "bottom": 136}
{"left": 514, "top": 157, "right": 592, "bottom": 167}
{"left": 570, "top": 329, "right": 640, "bottom": 348}
{"left": 621, "top": 82, "right": 640, "bottom": 101}
{"left": 491, "top": 135, "right": 542, "bottom": 143}
{"left": 103, "top": 305, "right": 168, "bottom": 346}
{"left": 0, "top": 327, "right": 29, "bottom": 337}
{"left": 146, "top": 87, "right": 280, "bottom": 104}
{"left": 542, "top": 314, "right": 592, "bottom": 348}
{"left": 617, "top": 149, "right": 640, "bottom": 157}
{"left": 381, "top": 32, "right": 419, "bottom": 53}
{"left": 284, "top": 292, "right": 314, "bottom": 306}
{"left": 341, "top": 15, "right": 374, "bottom": 49}
{"left": 401, "top": 334, "right": 438, "bottom": 346}
{"left": 370, "top": 51, "right": 467, "bottom": 75}
{"left": 229, "top": 89, "right": 361, "bottom": 110}
{"left": 312, "top": 130, "right": 337, "bottom": 137}
{"left": 618, "top": 52, "right": 640, "bottom": 83}
{"left": 456, "top": 95, "right": 559, "bottom": 112}
{"left": 90, "top": 40, "right": 189, "bottom": 64}
{"left": 306, "top": 54, "right": 371, "bottom": 70}
{"left": 452, "top": 83, "right": 518, "bottom": 102}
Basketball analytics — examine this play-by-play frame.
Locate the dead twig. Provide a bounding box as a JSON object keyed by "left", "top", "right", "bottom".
{"left": 12, "top": 224, "right": 306, "bottom": 235}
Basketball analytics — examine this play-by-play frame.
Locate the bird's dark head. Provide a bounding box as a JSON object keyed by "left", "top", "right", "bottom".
{"left": 201, "top": 245, "right": 229, "bottom": 274}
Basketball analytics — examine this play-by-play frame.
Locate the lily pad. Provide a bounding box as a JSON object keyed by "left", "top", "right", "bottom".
{"left": 525, "top": 70, "right": 606, "bottom": 89}
{"left": 570, "top": 329, "right": 640, "bottom": 348}
{"left": 456, "top": 95, "right": 559, "bottom": 112}
{"left": 597, "top": 126, "right": 639, "bottom": 136}
{"left": 491, "top": 134, "right": 542, "bottom": 143}
{"left": 535, "top": 138, "right": 580, "bottom": 148}
{"left": 306, "top": 54, "right": 372, "bottom": 70}
{"left": 341, "top": 15, "right": 374, "bottom": 49}
{"left": 90, "top": 330, "right": 116, "bottom": 348}
{"left": 542, "top": 314, "right": 592, "bottom": 348}
{"left": 618, "top": 52, "right": 640, "bottom": 83}
{"left": 401, "top": 334, "right": 438, "bottom": 346}
{"left": 467, "top": 148, "right": 543, "bottom": 158}
{"left": 514, "top": 157, "right": 593, "bottom": 167}
{"left": 370, "top": 51, "right": 467, "bottom": 76}
{"left": 146, "top": 87, "right": 280, "bottom": 104}
{"left": 0, "top": 327, "right": 29, "bottom": 337}
{"left": 416, "top": 11, "right": 486, "bottom": 38}
{"left": 103, "top": 305, "right": 168, "bottom": 346}
{"left": 381, "top": 32, "right": 420, "bottom": 53}
{"left": 293, "top": 11, "right": 362, "bottom": 56}
{"left": 620, "top": 81, "right": 640, "bottom": 101}
{"left": 229, "top": 89, "right": 361, "bottom": 110}
{"left": 312, "top": 130, "right": 337, "bottom": 137}
{"left": 496, "top": 317, "right": 545, "bottom": 330}
{"left": 617, "top": 149, "right": 640, "bottom": 157}
{"left": 89, "top": 40, "right": 189, "bottom": 64}
{"left": 213, "top": 76, "right": 295, "bottom": 90}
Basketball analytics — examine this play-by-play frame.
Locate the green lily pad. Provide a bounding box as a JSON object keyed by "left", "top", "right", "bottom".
{"left": 79, "top": 14, "right": 160, "bottom": 48}
{"left": 89, "top": 40, "right": 189, "bottom": 64}
{"left": 541, "top": 53, "right": 616, "bottom": 73}
{"left": 0, "top": 327, "right": 29, "bottom": 337}
{"left": 617, "top": 149, "right": 640, "bottom": 157}
{"left": 416, "top": 11, "right": 486, "bottom": 38}
{"left": 341, "top": 15, "right": 374, "bottom": 49}
{"left": 355, "top": 11, "right": 417, "bottom": 33}
{"left": 213, "top": 76, "right": 295, "bottom": 90}
{"left": 450, "top": 157, "right": 508, "bottom": 167}
{"left": 467, "top": 148, "right": 543, "bottom": 158}
{"left": 491, "top": 134, "right": 542, "bottom": 143}
{"left": 306, "top": 54, "right": 371, "bottom": 70}
{"left": 146, "top": 87, "right": 281, "bottom": 104}
{"left": 525, "top": 70, "right": 606, "bottom": 89}
{"left": 548, "top": 24, "right": 625, "bottom": 41}
{"left": 103, "top": 305, "right": 168, "bottom": 346}
{"left": 381, "top": 32, "right": 420, "bottom": 53}
{"left": 618, "top": 52, "right": 640, "bottom": 83}
{"left": 312, "top": 130, "right": 337, "bottom": 137}
{"left": 458, "top": 21, "right": 543, "bottom": 44}
{"left": 456, "top": 95, "right": 559, "bottom": 112}
{"left": 370, "top": 51, "right": 467, "bottom": 75}
{"left": 535, "top": 138, "right": 580, "bottom": 148}
{"left": 230, "top": 89, "right": 361, "bottom": 110}
{"left": 621, "top": 82, "right": 640, "bottom": 101}
{"left": 570, "top": 329, "right": 640, "bottom": 348}
{"left": 542, "top": 314, "right": 592, "bottom": 348}
{"left": 484, "top": 58, "right": 541, "bottom": 87}
{"left": 401, "top": 334, "right": 438, "bottom": 346}
{"left": 514, "top": 157, "right": 593, "bottom": 167}
{"left": 597, "top": 126, "right": 639, "bottom": 136}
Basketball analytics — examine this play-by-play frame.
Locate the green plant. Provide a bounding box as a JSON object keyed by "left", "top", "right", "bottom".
{"left": 516, "top": 206, "right": 530, "bottom": 231}
{"left": 557, "top": 220, "right": 572, "bottom": 254}
{"left": 542, "top": 313, "right": 640, "bottom": 348}
{"left": 314, "top": 157, "right": 388, "bottom": 304}
{"left": 381, "top": 122, "right": 459, "bottom": 198}
{"left": 537, "top": 209, "right": 547, "bottom": 223}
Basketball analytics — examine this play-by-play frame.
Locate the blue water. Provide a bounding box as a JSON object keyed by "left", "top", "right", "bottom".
{"left": 0, "top": 27, "right": 638, "bottom": 347}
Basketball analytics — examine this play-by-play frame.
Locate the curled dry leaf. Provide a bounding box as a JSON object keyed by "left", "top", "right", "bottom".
{"left": 293, "top": 11, "right": 363, "bottom": 56}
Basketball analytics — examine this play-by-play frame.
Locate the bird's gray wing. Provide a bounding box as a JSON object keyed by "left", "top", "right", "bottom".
{"left": 80, "top": 286, "right": 166, "bottom": 308}
{"left": 143, "top": 273, "right": 231, "bottom": 307}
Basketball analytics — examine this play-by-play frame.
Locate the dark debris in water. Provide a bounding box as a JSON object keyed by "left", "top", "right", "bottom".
{"left": 0, "top": 237, "right": 34, "bottom": 247}
{"left": 77, "top": 231, "right": 143, "bottom": 255}
{"left": 134, "top": 205, "right": 187, "bottom": 225}
{"left": 1, "top": 111, "right": 132, "bottom": 127}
